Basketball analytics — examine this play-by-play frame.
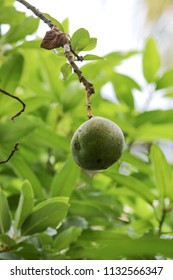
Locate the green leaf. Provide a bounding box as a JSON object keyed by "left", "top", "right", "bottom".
{"left": 111, "top": 72, "right": 140, "bottom": 108}
{"left": 9, "top": 154, "right": 44, "bottom": 199}
{"left": 15, "top": 39, "right": 41, "bottom": 49}
{"left": 14, "top": 180, "right": 34, "bottom": 230}
{"left": 53, "top": 227, "right": 82, "bottom": 251}
{"left": 1, "top": 0, "right": 14, "bottom": 6}
{"left": 0, "top": 115, "right": 43, "bottom": 143}
{"left": 51, "top": 156, "right": 80, "bottom": 197}
{"left": 127, "top": 219, "right": 153, "bottom": 234}
{"left": 83, "top": 54, "right": 104, "bottom": 61}
{"left": 24, "top": 95, "right": 52, "bottom": 114}
{"left": 21, "top": 197, "right": 69, "bottom": 235}
{"left": 61, "top": 81, "right": 83, "bottom": 111}
{"left": 37, "top": 232, "right": 52, "bottom": 248}
{"left": 0, "top": 7, "right": 25, "bottom": 25}
{"left": 70, "top": 200, "right": 110, "bottom": 218}
{"left": 3, "top": 16, "right": 39, "bottom": 44}
{"left": 122, "top": 151, "right": 152, "bottom": 175}
{"left": 150, "top": 144, "right": 173, "bottom": 201}
{"left": 39, "top": 52, "right": 65, "bottom": 99}
{"left": 0, "top": 234, "right": 15, "bottom": 249}
{"left": 43, "top": 13, "right": 64, "bottom": 31}
{"left": 0, "top": 53, "right": 24, "bottom": 92}
{"left": 82, "top": 38, "right": 97, "bottom": 51}
{"left": 60, "top": 63, "right": 72, "bottom": 80}
{"left": 62, "top": 18, "right": 69, "bottom": 33}
{"left": 156, "top": 69, "right": 173, "bottom": 89}
{"left": 30, "top": 126, "right": 70, "bottom": 152}
{"left": 105, "top": 171, "right": 156, "bottom": 204}
{"left": 0, "top": 252, "right": 23, "bottom": 260}
{"left": 135, "top": 124, "right": 173, "bottom": 141}
{"left": 71, "top": 28, "right": 96, "bottom": 52}
{"left": 69, "top": 231, "right": 173, "bottom": 259}
{"left": 71, "top": 28, "right": 89, "bottom": 51}
{"left": 13, "top": 242, "right": 41, "bottom": 259}
{"left": 0, "top": 189, "right": 11, "bottom": 234}
{"left": 135, "top": 109, "right": 173, "bottom": 126}
{"left": 142, "top": 37, "right": 160, "bottom": 83}
{"left": 164, "top": 90, "right": 173, "bottom": 98}
{"left": 104, "top": 51, "right": 139, "bottom": 67}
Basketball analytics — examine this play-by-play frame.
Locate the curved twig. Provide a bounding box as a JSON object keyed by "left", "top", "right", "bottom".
{"left": 0, "top": 88, "right": 24, "bottom": 164}
{"left": 0, "top": 143, "right": 19, "bottom": 165}
{"left": 0, "top": 88, "right": 25, "bottom": 122}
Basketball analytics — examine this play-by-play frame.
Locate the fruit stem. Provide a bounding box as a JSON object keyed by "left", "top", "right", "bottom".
{"left": 86, "top": 90, "right": 93, "bottom": 119}
{"left": 64, "top": 44, "right": 94, "bottom": 119}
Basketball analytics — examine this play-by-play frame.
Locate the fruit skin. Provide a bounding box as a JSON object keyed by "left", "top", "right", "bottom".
{"left": 70, "top": 116, "right": 125, "bottom": 170}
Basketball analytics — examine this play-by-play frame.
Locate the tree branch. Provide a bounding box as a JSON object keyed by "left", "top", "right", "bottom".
{"left": 16, "top": 0, "right": 94, "bottom": 118}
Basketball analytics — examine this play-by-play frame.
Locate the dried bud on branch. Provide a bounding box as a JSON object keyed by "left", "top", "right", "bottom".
{"left": 41, "top": 26, "right": 69, "bottom": 50}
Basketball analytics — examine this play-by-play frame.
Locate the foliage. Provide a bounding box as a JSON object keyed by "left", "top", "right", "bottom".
{"left": 0, "top": 0, "right": 173, "bottom": 260}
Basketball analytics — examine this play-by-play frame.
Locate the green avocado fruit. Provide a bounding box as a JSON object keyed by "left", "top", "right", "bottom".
{"left": 70, "top": 116, "right": 125, "bottom": 170}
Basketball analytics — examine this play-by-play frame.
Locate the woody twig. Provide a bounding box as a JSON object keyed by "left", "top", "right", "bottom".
{"left": 16, "top": 0, "right": 94, "bottom": 118}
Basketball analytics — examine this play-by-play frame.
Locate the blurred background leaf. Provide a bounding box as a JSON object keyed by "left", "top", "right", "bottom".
{"left": 0, "top": 189, "right": 11, "bottom": 234}
{"left": 142, "top": 37, "right": 160, "bottom": 83}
